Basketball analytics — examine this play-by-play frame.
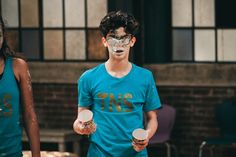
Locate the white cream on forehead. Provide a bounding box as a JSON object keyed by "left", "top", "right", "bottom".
{"left": 110, "top": 27, "right": 127, "bottom": 37}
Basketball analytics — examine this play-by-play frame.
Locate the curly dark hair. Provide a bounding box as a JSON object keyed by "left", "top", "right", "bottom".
{"left": 0, "top": 15, "right": 19, "bottom": 59}
{"left": 99, "top": 11, "right": 139, "bottom": 37}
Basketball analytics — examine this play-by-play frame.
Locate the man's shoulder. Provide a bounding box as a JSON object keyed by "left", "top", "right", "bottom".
{"left": 80, "top": 63, "right": 104, "bottom": 79}
{"left": 133, "top": 64, "right": 152, "bottom": 76}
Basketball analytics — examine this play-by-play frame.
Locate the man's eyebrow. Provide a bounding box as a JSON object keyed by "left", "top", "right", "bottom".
{"left": 107, "top": 34, "right": 116, "bottom": 37}
{"left": 107, "top": 34, "right": 128, "bottom": 39}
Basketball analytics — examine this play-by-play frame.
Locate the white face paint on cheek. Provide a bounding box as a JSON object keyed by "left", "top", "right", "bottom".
{"left": 109, "top": 41, "right": 130, "bottom": 53}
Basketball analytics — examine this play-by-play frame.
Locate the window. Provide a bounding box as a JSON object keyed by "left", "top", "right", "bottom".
{"left": 172, "top": 0, "right": 236, "bottom": 62}
{"left": 1, "top": 0, "right": 107, "bottom": 61}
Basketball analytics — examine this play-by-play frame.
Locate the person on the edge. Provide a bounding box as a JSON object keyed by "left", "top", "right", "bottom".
{"left": 0, "top": 16, "right": 40, "bottom": 157}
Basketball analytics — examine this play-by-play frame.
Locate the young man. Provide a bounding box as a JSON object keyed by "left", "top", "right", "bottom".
{"left": 73, "top": 11, "right": 161, "bottom": 157}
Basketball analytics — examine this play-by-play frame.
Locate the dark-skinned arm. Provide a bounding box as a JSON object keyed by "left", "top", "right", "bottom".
{"left": 14, "top": 58, "right": 41, "bottom": 157}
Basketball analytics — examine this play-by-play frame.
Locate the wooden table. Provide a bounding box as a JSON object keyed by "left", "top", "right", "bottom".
{"left": 23, "top": 151, "right": 78, "bottom": 157}
{"left": 22, "top": 129, "right": 81, "bottom": 154}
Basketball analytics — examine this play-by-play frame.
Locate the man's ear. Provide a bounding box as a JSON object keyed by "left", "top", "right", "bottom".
{"left": 102, "top": 37, "right": 108, "bottom": 47}
{"left": 130, "top": 37, "right": 136, "bottom": 47}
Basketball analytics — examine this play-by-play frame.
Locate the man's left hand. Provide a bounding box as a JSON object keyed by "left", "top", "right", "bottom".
{"left": 132, "top": 138, "right": 149, "bottom": 152}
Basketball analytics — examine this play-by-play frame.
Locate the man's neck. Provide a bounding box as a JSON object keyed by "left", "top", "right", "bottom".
{"left": 105, "top": 59, "right": 132, "bottom": 78}
{"left": 106, "top": 59, "right": 131, "bottom": 71}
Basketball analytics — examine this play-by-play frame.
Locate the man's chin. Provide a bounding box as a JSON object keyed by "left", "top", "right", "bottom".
{"left": 111, "top": 52, "right": 126, "bottom": 58}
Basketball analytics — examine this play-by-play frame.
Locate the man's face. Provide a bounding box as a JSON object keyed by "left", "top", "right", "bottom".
{"left": 104, "top": 27, "right": 135, "bottom": 59}
{"left": 106, "top": 34, "right": 132, "bottom": 52}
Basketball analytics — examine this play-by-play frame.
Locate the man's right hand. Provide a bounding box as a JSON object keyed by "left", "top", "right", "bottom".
{"left": 73, "top": 119, "right": 96, "bottom": 135}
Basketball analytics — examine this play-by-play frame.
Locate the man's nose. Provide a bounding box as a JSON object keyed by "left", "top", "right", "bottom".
{"left": 114, "top": 41, "right": 123, "bottom": 46}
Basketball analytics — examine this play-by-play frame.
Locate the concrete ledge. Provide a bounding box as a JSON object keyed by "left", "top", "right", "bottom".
{"left": 144, "top": 63, "right": 236, "bottom": 87}
{"left": 29, "top": 62, "right": 100, "bottom": 84}
{"left": 29, "top": 62, "right": 236, "bottom": 86}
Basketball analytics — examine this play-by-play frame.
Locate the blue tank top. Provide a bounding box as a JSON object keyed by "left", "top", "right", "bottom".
{"left": 0, "top": 57, "right": 22, "bottom": 157}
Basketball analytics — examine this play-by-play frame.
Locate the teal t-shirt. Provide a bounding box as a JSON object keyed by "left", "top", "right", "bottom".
{"left": 0, "top": 58, "right": 22, "bottom": 157}
{"left": 78, "top": 63, "right": 161, "bottom": 157}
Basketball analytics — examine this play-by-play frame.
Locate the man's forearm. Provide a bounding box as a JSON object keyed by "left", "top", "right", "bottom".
{"left": 146, "top": 110, "right": 158, "bottom": 139}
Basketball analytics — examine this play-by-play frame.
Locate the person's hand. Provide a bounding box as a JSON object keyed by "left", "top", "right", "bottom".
{"left": 132, "top": 138, "right": 149, "bottom": 152}
{"left": 73, "top": 119, "right": 96, "bottom": 135}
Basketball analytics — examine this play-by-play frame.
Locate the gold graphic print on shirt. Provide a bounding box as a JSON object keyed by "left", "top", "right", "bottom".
{"left": 98, "top": 93, "right": 133, "bottom": 112}
{"left": 0, "top": 94, "right": 13, "bottom": 117}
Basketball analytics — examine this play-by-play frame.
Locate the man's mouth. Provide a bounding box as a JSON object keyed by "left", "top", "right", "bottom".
{"left": 112, "top": 47, "right": 124, "bottom": 53}
{"left": 115, "top": 50, "right": 124, "bottom": 53}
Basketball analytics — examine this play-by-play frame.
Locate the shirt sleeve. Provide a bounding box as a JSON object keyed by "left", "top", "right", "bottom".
{"left": 77, "top": 72, "right": 92, "bottom": 107}
{"left": 143, "top": 72, "right": 161, "bottom": 112}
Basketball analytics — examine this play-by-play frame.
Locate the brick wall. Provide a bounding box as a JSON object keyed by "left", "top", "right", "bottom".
{"left": 32, "top": 83, "right": 236, "bottom": 157}
{"left": 33, "top": 83, "right": 78, "bottom": 129}
{"left": 158, "top": 86, "right": 236, "bottom": 157}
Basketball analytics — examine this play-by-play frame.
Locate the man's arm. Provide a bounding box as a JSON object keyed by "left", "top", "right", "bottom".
{"left": 146, "top": 110, "right": 158, "bottom": 139}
